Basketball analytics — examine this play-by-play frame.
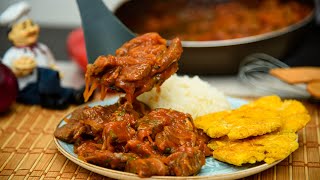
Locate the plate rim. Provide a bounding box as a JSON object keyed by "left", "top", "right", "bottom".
{"left": 53, "top": 96, "right": 283, "bottom": 180}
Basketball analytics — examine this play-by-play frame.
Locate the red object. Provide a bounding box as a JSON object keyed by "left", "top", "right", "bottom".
{"left": 0, "top": 63, "right": 18, "bottom": 113}
{"left": 66, "top": 28, "right": 88, "bottom": 72}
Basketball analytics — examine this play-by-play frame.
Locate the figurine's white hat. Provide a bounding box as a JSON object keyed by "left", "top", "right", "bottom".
{"left": 0, "top": 1, "right": 31, "bottom": 26}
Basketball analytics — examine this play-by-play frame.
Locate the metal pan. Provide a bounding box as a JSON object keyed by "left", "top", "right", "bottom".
{"left": 108, "top": 0, "right": 315, "bottom": 74}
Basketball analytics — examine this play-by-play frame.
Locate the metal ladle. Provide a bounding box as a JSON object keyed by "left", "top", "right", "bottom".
{"left": 76, "top": 0, "right": 136, "bottom": 64}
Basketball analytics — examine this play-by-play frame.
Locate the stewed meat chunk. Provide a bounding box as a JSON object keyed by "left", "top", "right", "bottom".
{"left": 84, "top": 33, "right": 182, "bottom": 102}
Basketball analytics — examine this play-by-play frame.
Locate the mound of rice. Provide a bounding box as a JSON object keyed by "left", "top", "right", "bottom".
{"left": 137, "top": 74, "right": 230, "bottom": 118}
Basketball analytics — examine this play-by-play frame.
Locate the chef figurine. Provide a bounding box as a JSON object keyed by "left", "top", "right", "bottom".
{"left": 1, "top": 1, "right": 86, "bottom": 109}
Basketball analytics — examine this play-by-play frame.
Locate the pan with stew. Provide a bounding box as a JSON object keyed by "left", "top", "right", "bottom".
{"left": 112, "top": 0, "right": 314, "bottom": 74}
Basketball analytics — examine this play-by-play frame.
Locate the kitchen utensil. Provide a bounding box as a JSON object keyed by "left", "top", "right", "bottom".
{"left": 114, "top": 0, "right": 315, "bottom": 74}
{"left": 76, "top": 0, "right": 135, "bottom": 64}
{"left": 238, "top": 53, "right": 311, "bottom": 99}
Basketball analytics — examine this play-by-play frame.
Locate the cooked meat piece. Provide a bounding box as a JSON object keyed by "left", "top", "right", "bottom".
{"left": 102, "top": 121, "right": 135, "bottom": 151}
{"left": 141, "top": 109, "right": 197, "bottom": 153}
{"left": 75, "top": 140, "right": 102, "bottom": 156}
{"left": 125, "top": 158, "right": 169, "bottom": 177}
{"left": 54, "top": 99, "right": 148, "bottom": 144}
{"left": 107, "top": 101, "right": 142, "bottom": 126}
{"left": 70, "top": 104, "right": 119, "bottom": 121}
{"left": 70, "top": 105, "right": 120, "bottom": 134}
{"left": 76, "top": 140, "right": 138, "bottom": 170}
{"left": 136, "top": 109, "right": 172, "bottom": 141}
{"left": 131, "top": 99, "right": 151, "bottom": 117}
{"left": 55, "top": 104, "right": 121, "bottom": 143}
{"left": 83, "top": 33, "right": 182, "bottom": 102}
{"left": 165, "top": 147, "right": 205, "bottom": 176}
{"left": 118, "top": 64, "right": 152, "bottom": 81}
{"left": 137, "top": 108, "right": 194, "bottom": 143}
{"left": 54, "top": 121, "right": 85, "bottom": 143}
{"left": 87, "top": 151, "right": 138, "bottom": 170}
{"left": 155, "top": 125, "right": 197, "bottom": 153}
{"left": 125, "top": 140, "right": 158, "bottom": 158}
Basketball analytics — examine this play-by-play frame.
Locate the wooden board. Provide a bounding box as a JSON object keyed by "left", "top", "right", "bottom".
{"left": 0, "top": 98, "right": 319, "bottom": 180}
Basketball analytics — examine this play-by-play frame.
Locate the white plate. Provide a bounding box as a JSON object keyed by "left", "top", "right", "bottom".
{"left": 54, "top": 96, "right": 282, "bottom": 180}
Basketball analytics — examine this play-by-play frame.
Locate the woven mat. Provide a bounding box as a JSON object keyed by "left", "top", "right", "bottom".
{"left": 0, "top": 100, "right": 319, "bottom": 180}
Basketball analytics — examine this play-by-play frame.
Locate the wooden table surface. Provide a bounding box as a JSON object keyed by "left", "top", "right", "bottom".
{"left": 0, "top": 98, "right": 319, "bottom": 180}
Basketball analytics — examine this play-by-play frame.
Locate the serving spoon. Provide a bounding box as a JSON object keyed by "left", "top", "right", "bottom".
{"left": 76, "top": 0, "right": 136, "bottom": 64}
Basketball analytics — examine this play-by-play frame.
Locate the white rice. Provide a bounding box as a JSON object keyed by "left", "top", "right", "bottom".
{"left": 137, "top": 74, "right": 230, "bottom": 118}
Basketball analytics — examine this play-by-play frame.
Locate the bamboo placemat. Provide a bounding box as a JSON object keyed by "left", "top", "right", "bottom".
{"left": 0, "top": 99, "right": 319, "bottom": 180}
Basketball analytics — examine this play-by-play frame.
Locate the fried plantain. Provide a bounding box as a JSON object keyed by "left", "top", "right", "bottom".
{"left": 196, "top": 95, "right": 310, "bottom": 166}
{"left": 209, "top": 132, "right": 299, "bottom": 166}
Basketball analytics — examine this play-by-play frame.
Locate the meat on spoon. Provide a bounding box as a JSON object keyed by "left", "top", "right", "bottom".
{"left": 83, "top": 33, "right": 183, "bottom": 102}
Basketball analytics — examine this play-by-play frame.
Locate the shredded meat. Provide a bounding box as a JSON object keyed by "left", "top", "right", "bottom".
{"left": 54, "top": 98, "right": 149, "bottom": 144}
{"left": 83, "top": 32, "right": 182, "bottom": 103}
{"left": 55, "top": 103, "right": 211, "bottom": 177}
{"left": 54, "top": 33, "right": 211, "bottom": 177}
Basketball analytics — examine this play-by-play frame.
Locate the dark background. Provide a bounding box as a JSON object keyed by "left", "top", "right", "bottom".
{"left": 1, "top": 22, "right": 319, "bottom": 66}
